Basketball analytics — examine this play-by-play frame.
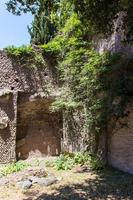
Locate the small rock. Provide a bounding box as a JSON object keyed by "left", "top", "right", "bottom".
{"left": 56, "top": 176, "right": 63, "bottom": 181}
{"left": 29, "top": 176, "right": 41, "bottom": 184}
{"left": 0, "top": 178, "right": 9, "bottom": 185}
{"left": 72, "top": 165, "right": 91, "bottom": 173}
{"left": 24, "top": 167, "right": 47, "bottom": 177}
{"left": 37, "top": 176, "right": 57, "bottom": 186}
{"left": 17, "top": 180, "right": 32, "bottom": 189}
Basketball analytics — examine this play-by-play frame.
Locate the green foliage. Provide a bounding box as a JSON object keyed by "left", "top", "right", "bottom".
{"left": 41, "top": 35, "right": 64, "bottom": 53}
{"left": 6, "top": 0, "right": 133, "bottom": 42}
{"left": 4, "top": 45, "right": 46, "bottom": 69}
{"left": 51, "top": 93, "right": 80, "bottom": 111}
{"left": 73, "top": 0, "right": 133, "bottom": 42}
{"left": 0, "top": 161, "right": 29, "bottom": 176}
{"left": 5, "top": 45, "right": 33, "bottom": 57}
{"left": 90, "top": 154, "right": 105, "bottom": 170}
{"left": 48, "top": 152, "right": 105, "bottom": 171}
{"left": 28, "top": 6, "right": 57, "bottom": 44}
{"left": 44, "top": 12, "right": 126, "bottom": 152}
{"left": 54, "top": 154, "right": 75, "bottom": 170}
{"left": 41, "top": 12, "right": 84, "bottom": 53}
{"left": 34, "top": 53, "right": 46, "bottom": 66}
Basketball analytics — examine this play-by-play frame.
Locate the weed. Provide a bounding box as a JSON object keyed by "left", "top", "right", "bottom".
{"left": 48, "top": 152, "right": 105, "bottom": 171}
{"left": 0, "top": 161, "right": 29, "bottom": 176}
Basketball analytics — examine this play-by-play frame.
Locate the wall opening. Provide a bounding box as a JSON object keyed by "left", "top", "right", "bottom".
{"left": 16, "top": 92, "right": 62, "bottom": 160}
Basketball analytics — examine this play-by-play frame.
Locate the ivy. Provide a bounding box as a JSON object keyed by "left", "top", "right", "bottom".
{"left": 4, "top": 45, "right": 46, "bottom": 69}
{"left": 42, "top": 12, "right": 132, "bottom": 154}
{"left": 5, "top": 45, "right": 33, "bottom": 57}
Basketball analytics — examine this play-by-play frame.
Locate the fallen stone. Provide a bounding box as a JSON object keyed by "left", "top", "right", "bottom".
{"left": 28, "top": 176, "right": 41, "bottom": 184}
{"left": 23, "top": 167, "right": 47, "bottom": 178}
{"left": 17, "top": 180, "right": 32, "bottom": 189}
{"left": 72, "top": 165, "right": 91, "bottom": 173}
{"left": 0, "top": 178, "right": 9, "bottom": 186}
{"left": 36, "top": 176, "right": 57, "bottom": 186}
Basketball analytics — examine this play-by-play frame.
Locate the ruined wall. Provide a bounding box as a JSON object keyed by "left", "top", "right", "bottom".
{"left": 0, "top": 92, "right": 17, "bottom": 163}
{"left": 61, "top": 109, "right": 89, "bottom": 153}
{"left": 0, "top": 51, "right": 61, "bottom": 163}
{"left": 0, "top": 51, "right": 57, "bottom": 93}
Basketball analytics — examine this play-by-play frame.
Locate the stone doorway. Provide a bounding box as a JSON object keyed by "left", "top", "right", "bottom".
{"left": 16, "top": 93, "right": 62, "bottom": 160}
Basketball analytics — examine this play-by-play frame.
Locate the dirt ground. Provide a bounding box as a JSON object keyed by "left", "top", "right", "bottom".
{"left": 0, "top": 163, "right": 133, "bottom": 200}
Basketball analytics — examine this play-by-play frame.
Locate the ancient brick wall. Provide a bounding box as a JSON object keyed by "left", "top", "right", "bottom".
{"left": 0, "top": 51, "right": 61, "bottom": 163}
{"left": 0, "top": 51, "right": 57, "bottom": 93}
{"left": 0, "top": 92, "right": 17, "bottom": 163}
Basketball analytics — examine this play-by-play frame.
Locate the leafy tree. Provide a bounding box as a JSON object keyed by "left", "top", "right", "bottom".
{"left": 6, "top": 0, "right": 133, "bottom": 42}
{"left": 73, "top": 0, "right": 133, "bottom": 41}
{"left": 6, "top": 0, "right": 59, "bottom": 44}
{"left": 28, "top": 12, "right": 56, "bottom": 44}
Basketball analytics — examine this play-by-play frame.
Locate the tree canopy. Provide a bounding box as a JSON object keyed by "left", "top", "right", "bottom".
{"left": 6, "top": 0, "right": 133, "bottom": 42}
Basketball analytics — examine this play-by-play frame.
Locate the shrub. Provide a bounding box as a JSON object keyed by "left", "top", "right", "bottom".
{"left": 90, "top": 154, "right": 105, "bottom": 170}
{"left": 54, "top": 154, "right": 75, "bottom": 170}
{"left": 0, "top": 161, "right": 29, "bottom": 176}
{"left": 48, "top": 152, "right": 105, "bottom": 171}
{"left": 5, "top": 45, "right": 33, "bottom": 57}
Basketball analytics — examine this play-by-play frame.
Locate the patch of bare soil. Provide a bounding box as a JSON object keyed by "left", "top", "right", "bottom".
{"left": 0, "top": 159, "right": 133, "bottom": 200}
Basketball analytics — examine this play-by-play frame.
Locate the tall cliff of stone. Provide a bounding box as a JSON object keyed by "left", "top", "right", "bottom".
{"left": 97, "top": 30, "right": 133, "bottom": 174}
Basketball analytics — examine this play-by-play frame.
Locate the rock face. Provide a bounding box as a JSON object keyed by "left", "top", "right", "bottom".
{"left": 0, "top": 51, "right": 62, "bottom": 163}
{"left": 108, "top": 99, "right": 133, "bottom": 174}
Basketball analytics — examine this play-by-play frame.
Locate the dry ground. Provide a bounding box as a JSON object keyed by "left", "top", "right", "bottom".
{"left": 0, "top": 164, "right": 133, "bottom": 200}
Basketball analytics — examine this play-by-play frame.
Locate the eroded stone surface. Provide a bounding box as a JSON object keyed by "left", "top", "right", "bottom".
{"left": 17, "top": 180, "right": 32, "bottom": 189}
{"left": 35, "top": 176, "right": 57, "bottom": 186}
{"left": 0, "top": 51, "right": 62, "bottom": 163}
{"left": 0, "top": 178, "right": 9, "bottom": 186}
{"left": 109, "top": 100, "right": 133, "bottom": 174}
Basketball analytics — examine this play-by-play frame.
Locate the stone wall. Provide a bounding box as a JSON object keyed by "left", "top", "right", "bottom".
{"left": 108, "top": 99, "right": 133, "bottom": 174}
{"left": 61, "top": 109, "right": 89, "bottom": 153}
{"left": 0, "top": 51, "right": 57, "bottom": 93}
{"left": 0, "top": 51, "right": 62, "bottom": 163}
{"left": 0, "top": 92, "right": 17, "bottom": 163}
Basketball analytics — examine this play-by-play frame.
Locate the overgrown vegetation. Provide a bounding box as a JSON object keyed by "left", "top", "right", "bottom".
{"left": 0, "top": 161, "right": 29, "bottom": 176}
{"left": 46, "top": 152, "right": 105, "bottom": 171}
{"left": 45, "top": 13, "right": 130, "bottom": 153}
{"left": 4, "top": 45, "right": 45, "bottom": 69}
{"left": 6, "top": 0, "right": 133, "bottom": 43}
{"left": 4, "top": 45, "right": 33, "bottom": 57}
{"left": 5, "top": 0, "right": 133, "bottom": 159}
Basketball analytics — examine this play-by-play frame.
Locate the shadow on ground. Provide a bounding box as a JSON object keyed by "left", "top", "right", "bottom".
{"left": 24, "top": 168, "right": 133, "bottom": 200}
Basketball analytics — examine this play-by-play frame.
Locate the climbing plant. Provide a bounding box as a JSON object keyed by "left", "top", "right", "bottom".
{"left": 6, "top": 0, "right": 133, "bottom": 156}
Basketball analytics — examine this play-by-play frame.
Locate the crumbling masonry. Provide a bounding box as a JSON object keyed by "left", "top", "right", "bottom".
{"left": 0, "top": 51, "right": 62, "bottom": 163}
